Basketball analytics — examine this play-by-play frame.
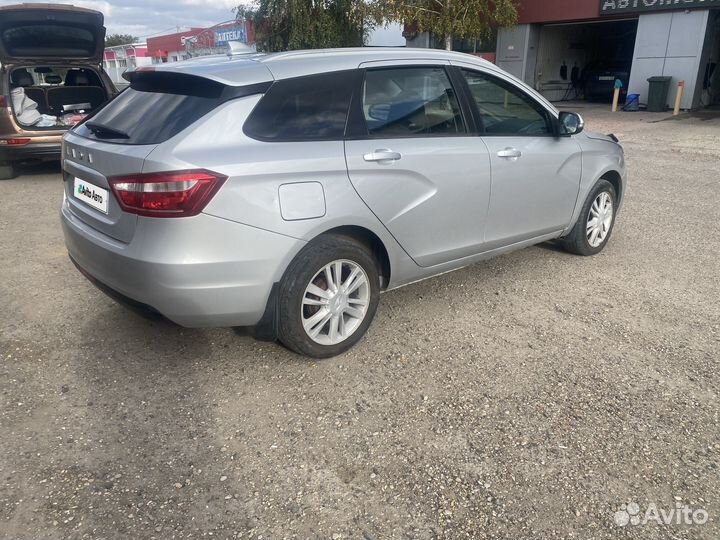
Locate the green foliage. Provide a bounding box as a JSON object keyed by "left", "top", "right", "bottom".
{"left": 372, "top": 0, "right": 517, "bottom": 46}
{"left": 105, "top": 34, "right": 138, "bottom": 47}
{"left": 237, "top": 0, "right": 372, "bottom": 52}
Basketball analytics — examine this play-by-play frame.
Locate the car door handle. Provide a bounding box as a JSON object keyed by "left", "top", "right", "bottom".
{"left": 497, "top": 147, "right": 522, "bottom": 159}
{"left": 363, "top": 149, "right": 402, "bottom": 162}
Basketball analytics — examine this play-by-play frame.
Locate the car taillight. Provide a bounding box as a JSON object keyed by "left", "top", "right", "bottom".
{"left": 0, "top": 96, "right": 6, "bottom": 108}
{"left": 0, "top": 138, "right": 31, "bottom": 145}
{"left": 108, "top": 170, "right": 226, "bottom": 218}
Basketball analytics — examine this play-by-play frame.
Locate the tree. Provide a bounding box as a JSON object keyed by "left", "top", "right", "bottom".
{"left": 372, "top": 0, "right": 517, "bottom": 50}
{"left": 105, "top": 34, "right": 138, "bottom": 47}
{"left": 236, "top": 0, "right": 372, "bottom": 52}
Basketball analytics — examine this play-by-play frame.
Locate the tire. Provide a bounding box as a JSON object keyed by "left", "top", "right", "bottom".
{"left": 0, "top": 161, "right": 16, "bottom": 180}
{"left": 560, "top": 179, "right": 617, "bottom": 256}
{"left": 277, "top": 234, "right": 380, "bottom": 358}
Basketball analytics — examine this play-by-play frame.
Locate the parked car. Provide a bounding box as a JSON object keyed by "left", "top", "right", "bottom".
{"left": 61, "top": 48, "right": 626, "bottom": 358}
{"left": 0, "top": 4, "right": 116, "bottom": 180}
{"left": 584, "top": 65, "right": 630, "bottom": 102}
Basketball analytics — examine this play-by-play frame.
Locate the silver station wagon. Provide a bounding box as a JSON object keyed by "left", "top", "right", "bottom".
{"left": 61, "top": 48, "right": 626, "bottom": 358}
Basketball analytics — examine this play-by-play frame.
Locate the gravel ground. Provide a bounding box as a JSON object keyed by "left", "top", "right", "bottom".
{"left": 0, "top": 105, "right": 718, "bottom": 540}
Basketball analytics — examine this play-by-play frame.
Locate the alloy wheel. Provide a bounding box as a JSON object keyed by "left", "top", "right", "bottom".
{"left": 586, "top": 191, "right": 614, "bottom": 248}
{"left": 301, "top": 259, "right": 370, "bottom": 345}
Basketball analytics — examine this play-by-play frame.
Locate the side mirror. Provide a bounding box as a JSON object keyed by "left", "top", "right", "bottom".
{"left": 558, "top": 111, "right": 584, "bottom": 135}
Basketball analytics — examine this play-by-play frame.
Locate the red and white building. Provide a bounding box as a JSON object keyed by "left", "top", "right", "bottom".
{"left": 145, "top": 21, "right": 255, "bottom": 64}
{"left": 102, "top": 21, "right": 256, "bottom": 85}
{"left": 103, "top": 43, "right": 152, "bottom": 86}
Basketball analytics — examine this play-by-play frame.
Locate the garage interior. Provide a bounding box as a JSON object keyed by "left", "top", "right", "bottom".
{"left": 535, "top": 19, "right": 638, "bottom": 103}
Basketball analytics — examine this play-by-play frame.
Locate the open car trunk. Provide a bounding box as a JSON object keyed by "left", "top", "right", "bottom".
{"left": 0, "top": 4, "right": 105, "bottom": 64}
{"left": 9, "top": 65, "right": 113, "bottom": 131}
{"left": 1, "top": 5, "right": 110, "bottom": 132}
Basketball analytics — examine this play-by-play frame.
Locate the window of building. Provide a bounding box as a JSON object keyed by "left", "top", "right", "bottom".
{"left": 362, "top": 67, "right": 465, "bottom": 137}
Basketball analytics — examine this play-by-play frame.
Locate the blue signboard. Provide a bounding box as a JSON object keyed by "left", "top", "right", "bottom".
{"left": 214, "top": 25, "right": 247, "bottom": 46}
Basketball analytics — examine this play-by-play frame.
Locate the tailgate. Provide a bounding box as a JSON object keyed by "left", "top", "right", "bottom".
{"left": 62, "top": 131, "right": 155, "bottom": 243}
{"left": 0, "top": 5, "right": 105, "bottom": 64}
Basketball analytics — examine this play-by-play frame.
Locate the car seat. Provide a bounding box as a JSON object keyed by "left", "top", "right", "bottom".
{"left": 10, "top": 69, "right": 50, "bottom": 113}
{"left": 65, "top": 69, "right": 102, "bottom": 87}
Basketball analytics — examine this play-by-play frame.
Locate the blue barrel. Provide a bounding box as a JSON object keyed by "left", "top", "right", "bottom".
{"left": 623, "top": 93, "right": 640, "bottom": 112}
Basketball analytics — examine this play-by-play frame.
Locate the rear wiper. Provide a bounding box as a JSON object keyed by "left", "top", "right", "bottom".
{"left": 85, "top": 121, "right": 130, "bottom": 139}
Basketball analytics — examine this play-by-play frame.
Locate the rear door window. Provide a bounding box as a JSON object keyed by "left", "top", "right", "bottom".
{"left": 243, "top": 71, "right": 357, "bottom": 141}
{"left": 74, "top": 72, "right": 242, "bottom": 145}
{"left": 362, "top": 67, "right": 465, "bottom": 137}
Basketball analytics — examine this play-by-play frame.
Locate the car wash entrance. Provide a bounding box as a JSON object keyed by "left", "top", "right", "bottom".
{"left": 535, "top": 19, "right": 638, "bottom": 103}
{"left": 700, "top": 9, "right": 720, "bottom": 108}
{"left": 495, "top": 1, "right": 720, "bottom": 111}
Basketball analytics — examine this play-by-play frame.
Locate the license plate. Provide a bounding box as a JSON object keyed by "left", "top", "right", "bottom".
{"left": 598, "top": 76, "right": 615, "bottom": 81}
{"left": 73, "top": 177, "right": 109, "bottom": 214}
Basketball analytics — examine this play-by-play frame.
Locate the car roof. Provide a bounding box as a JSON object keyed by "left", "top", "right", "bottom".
{"left": 145, "top": 47, "right": 493, "bottom": 87}
{"left": 140, "top": 47, "right": 559, "bottom": 115}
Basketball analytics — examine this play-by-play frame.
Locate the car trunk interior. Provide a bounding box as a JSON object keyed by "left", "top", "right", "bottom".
{"left": 9, "top": 65, "right": 109, "bottom": 130}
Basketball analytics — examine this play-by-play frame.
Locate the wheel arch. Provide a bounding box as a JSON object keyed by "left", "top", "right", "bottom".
{"left": 563, "top": 167, "right": 624, "bottom": 238}
{"left": 319, "top": 225, "right": 392, "bottom": 290}
{"left": 600, "top": 169, "right": 623, "bottom": 204}
{"left": 252, "top": 224, "right": 392, "bottom": 342}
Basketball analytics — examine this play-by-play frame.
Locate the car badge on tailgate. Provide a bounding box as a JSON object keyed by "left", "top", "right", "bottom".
{"left": 67, "top": 144, "right": 94, "bottom": 165}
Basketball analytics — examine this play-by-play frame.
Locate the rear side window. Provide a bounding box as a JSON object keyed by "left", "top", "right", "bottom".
{"left": 243, "top": 71, "right": 356, "bottom": 141}
{"left": 74, "top": 72, "right": 235, "bottom": 145}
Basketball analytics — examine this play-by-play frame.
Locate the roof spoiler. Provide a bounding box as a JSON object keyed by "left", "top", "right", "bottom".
{"left": 121, "top": 67, "right": 136, "bottom": 82}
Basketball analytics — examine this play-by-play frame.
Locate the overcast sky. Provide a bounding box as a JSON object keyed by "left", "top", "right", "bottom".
{"left": 0, "top": 0, "right": 404, "bottom": 45}
{"left": 0, "top": 0, "right": 244, "bottom": 38}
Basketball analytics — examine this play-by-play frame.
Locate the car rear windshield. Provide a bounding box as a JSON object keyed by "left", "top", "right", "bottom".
{"left": 74, "top": 72, "right": 243, "bottom": 145}
{"left": 2, "top": 25, "right": 97, "bottom": 58}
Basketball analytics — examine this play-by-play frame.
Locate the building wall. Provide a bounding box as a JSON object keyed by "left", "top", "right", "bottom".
{"left": 496, "top": 24, "right": 540, "bottom": 84}
{"left": 517, "top": 0, "right": 600, "bottom": 24}
{"left": 146, "top": 29, "right": 204, "bottom": 62}
{"left": 405, "top": 32, "right": 431, "bottom": 48}
{"left": 145, "top": 23, "right": 254, "bottom": 64}
{"left": 628, "top": 9, "right": 711, "bottom": 109}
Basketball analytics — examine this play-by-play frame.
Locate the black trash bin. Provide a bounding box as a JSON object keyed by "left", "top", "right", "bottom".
{"left": 646, "top": 76, "right": 672, "bottom": 112}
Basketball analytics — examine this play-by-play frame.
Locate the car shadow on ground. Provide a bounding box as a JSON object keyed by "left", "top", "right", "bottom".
{"left": 82, "top": 294, "right": 291, "bottom": 368}
{"left": 14, "top": 160, "right": 62, "bottom": 178}
{"left": 536, "top": 240, "right": 569, "bottom": 254}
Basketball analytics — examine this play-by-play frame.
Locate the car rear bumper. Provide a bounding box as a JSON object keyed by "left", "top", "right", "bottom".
{"left": 61, "top": 199, "right": 304, "bottom": 327}
{"left": 0, "top": 141, "right": 61, "bottom": 161}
